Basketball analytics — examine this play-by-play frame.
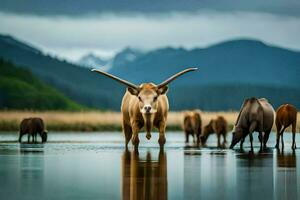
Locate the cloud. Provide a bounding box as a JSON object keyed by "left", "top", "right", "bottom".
{"left": 1, "top": 0, "right": 300, "bottom": 17}
{"left": 0, "top": 11, "right": 299, "bottom": 61}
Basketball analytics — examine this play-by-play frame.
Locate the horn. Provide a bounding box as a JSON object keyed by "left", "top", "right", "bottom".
{"left": 157, "top": 68, "right": 198, "bottom": 88}
{"left": 91, "top": 69, "right": 138, "bottom": 89}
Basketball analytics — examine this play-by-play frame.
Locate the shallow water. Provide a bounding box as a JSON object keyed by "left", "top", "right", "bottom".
{"left": 0, "top": 132, "right": 299, "bottom": 200}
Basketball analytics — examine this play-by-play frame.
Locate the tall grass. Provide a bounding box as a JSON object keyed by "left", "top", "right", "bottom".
{"left": 0, "top": 111, "right": 299, "bottom": 132}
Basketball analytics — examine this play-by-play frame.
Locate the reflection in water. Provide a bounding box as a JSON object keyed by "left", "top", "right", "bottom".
{"left": 19, "top": 144, "right": 45, "bottom": 199}
{"left": 183, "top": 148, "right": 236, "bottom": 199}
{"left": 0, "top": 132, "right": 300, "bottom": 200}
{"left": 274, "top": 150, "right": 298, "bottom": 200}
{"left": 122, "top": 150, "right": 167, "bottom": 200}
{"left": 276, "top": 151, "right": 296, "bottom": 168}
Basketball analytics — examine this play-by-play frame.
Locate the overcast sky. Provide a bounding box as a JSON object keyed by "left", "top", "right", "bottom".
{"left": 0, "top": 1, "right": 300, "bottom": 61}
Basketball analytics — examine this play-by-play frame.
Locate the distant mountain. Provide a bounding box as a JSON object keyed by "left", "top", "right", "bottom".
{"left": 0, "top": 34, "right": 124, "bottom": 109}
{"left": 0, "top": 59, "right": 83, "bottom": 110}
{"left": 109, "top": 40, "right": 300, "bottom": 88}
{"left": 0, "top": 34, "right": 299, "bottom": 111}
{"left": 109, "top": 47, "right": 143, "bottom": 74}
{"left": 107, "top": 39, "right": 300, "bottom": 110}
{"left": 77, "top": 53, "right": 110, "bottom": 71}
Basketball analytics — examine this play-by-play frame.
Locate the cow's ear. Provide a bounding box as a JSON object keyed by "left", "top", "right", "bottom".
{"left": 127, "top": 87, "right": 139, "bottom": 96}
{"left": 158, "top": 85, "right": 168, "bottom": 95}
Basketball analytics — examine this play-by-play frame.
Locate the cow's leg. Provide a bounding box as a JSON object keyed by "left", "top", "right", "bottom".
{"left": 123, "top": 122, "right": 132, "bottom": 149}
{"left": 192, "top": 133, "right": 196, "bottom": 143}
{"left": 217, "top": 133, "right": 221, "bottom": 148}
{"left": 131, "top": 123, "right": 140, "bottom": 150}
{"left": 258, "top": 132, "right": 263, "bottom": 151}
{"left": 27, "top": 134, "right": 30, "bottom": 143}
{"left": 198, "top": 127, "right": 202, "bottom": 145}
{"left": 240, "top": 137, "right": 244, "bottom": 150}
{"left": 249, "top": 133, "right": 254, "bottom": 153}
{"left": 281, "top": 129, "right": 285, "bottom": 150}
{"left": 18, "top": 133, "right": 22, "bottom": 143}
{"left": 263, "top": 130, "right": 271, "bottom": 149}
{"left": 158, "top": 121, "right": 167, "bottom": 149}
{"left": 248, "top": 121, "right": 257, "bottom": 152}
{"left": 196, "top": 133, "right": 201, "bottom": 145}
{"left": 292, "top": 122, "right": 296, "bottom": 149}
{"left": 275, "top": 124, "right": 282, "bottom": 149}
{"left": 258, "top": 133, "right": 262, "bottom": 144}
{"left": 185, "top": 132, "right": 189, "bottom": 143}
{"left": 223, "top": 132, "right": 227, "bottom": 144}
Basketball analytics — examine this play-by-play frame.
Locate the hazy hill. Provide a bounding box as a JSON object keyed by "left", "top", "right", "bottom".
{"left": 0, "top": 59, "right": 83, "bottom": 110}
{"left": 0, "top": 34, "right": 124, "bottom": 109}
{"left": 109, "top": 40, "right": 300, "bottom": 88}
{"left": 0, "top": 34, "right": 299, "bottom": 110}
{"left": 78, "top": 53, "right": 110, "bottom": 70}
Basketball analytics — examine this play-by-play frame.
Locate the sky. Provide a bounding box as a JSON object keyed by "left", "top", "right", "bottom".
{"left": 0, "top": 1, "right": 300, "bottom": 62}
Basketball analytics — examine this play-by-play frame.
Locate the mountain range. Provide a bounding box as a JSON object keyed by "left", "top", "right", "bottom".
{"left": 0, "top": 34, "right": 299, "bottom": 111}
{"left": 77, "top": 53, "right": 110, "bottom": 70}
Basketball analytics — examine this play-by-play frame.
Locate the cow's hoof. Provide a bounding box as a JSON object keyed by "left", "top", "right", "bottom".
{"left": 131, "top": 135, "right": 140, "bottom": 146}
{"left": 158, "top": 136, "right": 166, "bottom": 146}
{"left": 146, "top": 133, "right": 151, "bottom": 140}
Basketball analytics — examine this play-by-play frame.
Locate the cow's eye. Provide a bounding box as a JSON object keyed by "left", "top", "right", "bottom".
{"left": 138, "top": 96, "right": 142, "bottom": 101}
{"left": 153, "top": 96, "right": 158, "bottom": 101}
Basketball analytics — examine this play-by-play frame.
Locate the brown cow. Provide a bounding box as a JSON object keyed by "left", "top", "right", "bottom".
{"left": 92, "top": 68, "right": 197, "bottom": 149}
{"left": 275, "top": 104, "right": 298, "bottom": 149}
{"left": 201, "top": 116, "right": 227, "bottom": 147}
{"left": 183, "top": 111, "right": 202, "bottom": 143}
{"left": 19, "top": 117, "right": 47, "bottom": 143}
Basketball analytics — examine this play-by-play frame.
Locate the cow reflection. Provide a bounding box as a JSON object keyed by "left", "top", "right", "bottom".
{"left": 277, "top": 151, "right": 296, "bottom": 168}
{"left": 122, "top": 150, "right": 167, "bottom": 200}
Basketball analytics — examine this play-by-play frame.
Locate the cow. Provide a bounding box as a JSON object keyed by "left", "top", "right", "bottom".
{"left": 229, "top": 97, "right": 274, "bottom": 152}
{"left": 275, "top": 104, "right": 298, "bottom": 149}
{"left": 18, "top": 117, "right": 47, "bottom": 143}
{"left": 201, "top": 116, "right": 227, "bottom": 147}
{"left": 92, "top": 68, "right": 197, "bottom": 149}
{"left": 183, "top": 110, "right": 202, "bottom": 143}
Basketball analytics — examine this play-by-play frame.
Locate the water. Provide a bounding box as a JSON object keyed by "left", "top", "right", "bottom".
{"left": 0, "top": 132, "right": 299, "bottom": 200}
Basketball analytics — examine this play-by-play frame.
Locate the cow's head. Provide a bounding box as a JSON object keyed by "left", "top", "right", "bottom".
{"left": 229, "top": 126, "right": 243, "bottom": 149}
{"left": 41, "top": 130, "right": 48, "bottom": 143}
{"left": 92, "top": 68, "right": 198, "bottom": 115}
{"left": 201, "top": 120, "right": 214, "bottom": 144}
{"left": 127, "top": 83, "right": 168, "bottom": 114}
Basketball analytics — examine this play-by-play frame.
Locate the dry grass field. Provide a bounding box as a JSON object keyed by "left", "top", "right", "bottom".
{"left": 0, "top": 111, "right": 299, "bottom": 132}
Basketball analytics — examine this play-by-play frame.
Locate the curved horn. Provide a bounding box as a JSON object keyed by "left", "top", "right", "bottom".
{"left": 157, "top": 67, "right": 198, "bottom": 88}
{"left": 91, "top": 69, "right": 138, "bottom": 89}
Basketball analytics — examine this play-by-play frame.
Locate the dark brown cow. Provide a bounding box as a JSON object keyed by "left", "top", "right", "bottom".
{"left": 19, "top": 117, "right": 47, "bottom": 143}
{"left": 275, "top": 104, "right": 298, "bottom": 149}
{"left": 201, "top": 116, "right": 227, "bottom": 147}
{"left": 183, "top": 111, "right": 202, "bottom": 143}
{"left": 230, "top": 97, "right": 275, "bottom": 152}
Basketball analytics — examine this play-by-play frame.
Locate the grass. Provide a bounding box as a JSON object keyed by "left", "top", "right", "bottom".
{"left": 0, "top": 111, "right": 299, "bottom": 132}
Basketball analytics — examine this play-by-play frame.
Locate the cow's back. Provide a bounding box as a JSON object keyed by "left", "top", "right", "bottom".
{"left": 20, "top": 118, "right": 31, "bottom": 134}
{"left": 31, "top": 118, "right": 45, "bottom": 133}
{"left": 259, "top": 98, "right": 275, "bottom": 131}
{"left": 276, "top": 104, "right": 297, "bottom": 127}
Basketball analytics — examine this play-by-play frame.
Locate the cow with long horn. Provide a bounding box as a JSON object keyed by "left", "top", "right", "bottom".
{"left": 92, "top": 68, "right": 197, "bottom": 149}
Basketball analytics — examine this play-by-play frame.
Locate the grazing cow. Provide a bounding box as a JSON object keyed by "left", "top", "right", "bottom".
{"left": 183, "top": 110, "right": 202, "bottom": 143}
{"left": 201, "top": 116, "right": 227, "bottom": 147}
{"left": 19, "top": 117, "right": 47, "bottom": 143}
{"left": 275, "top": 104, "right": 298, "bottom": 149}
{"left": 92, "top": 68, "right": 197, "bottom": 149}
{"left": 230, "top": 97, "right": 274, "bottom": 152}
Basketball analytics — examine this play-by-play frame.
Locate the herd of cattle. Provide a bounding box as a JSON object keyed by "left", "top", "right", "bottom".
{"left": 18, "top": 68, "right": 298, "bottom": 152}
{"left": 183, "top": 100, "right": 297, "bottom": 152}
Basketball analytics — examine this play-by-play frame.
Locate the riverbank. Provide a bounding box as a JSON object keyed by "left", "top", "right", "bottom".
{"left": 0, "top": 111, "right": 299, "bottom": 132}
